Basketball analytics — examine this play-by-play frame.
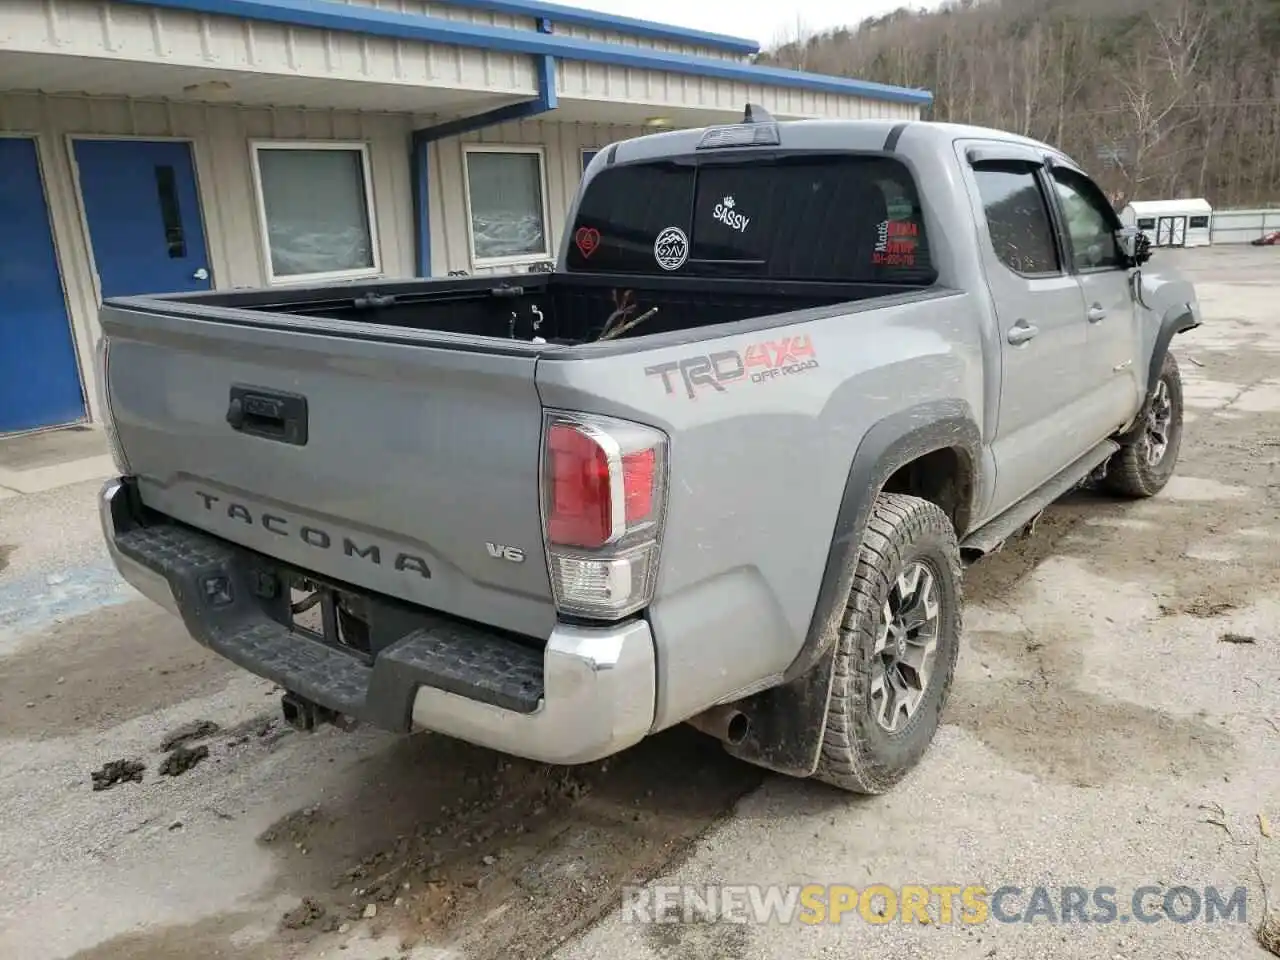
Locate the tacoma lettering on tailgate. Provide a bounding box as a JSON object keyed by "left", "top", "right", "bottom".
{"left": 645, "top": 335, "right": 819, "bottom": 400}
{"left": 195, "top": 491, "right": 431, "bottom": 579}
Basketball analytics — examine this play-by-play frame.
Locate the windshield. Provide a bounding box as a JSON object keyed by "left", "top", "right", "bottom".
{"left": 565, "top": 152, "right": 935, "bottom": 285}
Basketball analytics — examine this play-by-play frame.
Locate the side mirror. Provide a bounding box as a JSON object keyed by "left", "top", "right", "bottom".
{"left": 1116, "top": 227, "right": 1152, "bottom": 267}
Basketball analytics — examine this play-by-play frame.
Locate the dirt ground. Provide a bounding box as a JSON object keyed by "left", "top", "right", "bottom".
{"left": 1, "top": 245, "right": 1277, "bottom": 960}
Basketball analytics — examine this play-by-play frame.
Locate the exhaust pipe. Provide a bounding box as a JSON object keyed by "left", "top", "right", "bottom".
{"left": 280, "top": 692, "right": 321, "bottom": 731}
{"left": 280, "top": 692, "right": 357, "bottom": 732}
{"left": 686, "top": 704, "right": 750, "bottom": 746}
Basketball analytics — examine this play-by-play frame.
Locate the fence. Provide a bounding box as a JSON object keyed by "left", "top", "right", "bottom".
{"left": 1210, "top": 208, "right": 1280, "bottom": 244}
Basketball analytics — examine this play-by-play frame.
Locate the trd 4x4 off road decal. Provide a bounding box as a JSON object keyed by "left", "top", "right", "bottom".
{"left": 645, "top": 335, "right": 819, "bottom": 400}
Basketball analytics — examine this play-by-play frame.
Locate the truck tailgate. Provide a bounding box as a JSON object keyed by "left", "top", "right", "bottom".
{"left": 99, "top": 304, "right": 554, "bottom": 639}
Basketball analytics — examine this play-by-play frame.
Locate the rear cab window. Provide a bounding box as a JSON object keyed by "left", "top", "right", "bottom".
{"left": 565, "top": 153, "right": 936, "bottom": 286}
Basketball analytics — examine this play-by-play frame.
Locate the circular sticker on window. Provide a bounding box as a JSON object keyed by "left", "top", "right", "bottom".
{"left": 654, "top": 226, "right": 689, "bottom": 271}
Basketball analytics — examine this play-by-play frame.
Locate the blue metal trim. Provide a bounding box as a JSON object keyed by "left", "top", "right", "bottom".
{"left": 410, "top": 134, "right": 431, "bottom": 276}
{"left": 115, "top": 0, "right": 933, "bottom": 105}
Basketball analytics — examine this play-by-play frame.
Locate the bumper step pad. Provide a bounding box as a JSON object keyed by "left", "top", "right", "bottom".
{"left": 114, "top": 523, "right": 545, "bottom": 731}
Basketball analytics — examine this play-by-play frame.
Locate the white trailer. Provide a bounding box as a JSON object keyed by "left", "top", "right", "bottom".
{"left": 1120, "top": 199, "right": 1213, "bottom": 248}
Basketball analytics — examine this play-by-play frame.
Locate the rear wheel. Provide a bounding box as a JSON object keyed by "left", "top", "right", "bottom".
{"left": 1104, "top": 351, "right": 1183, "bottom": 498}
{"left": 812, "top": 493, "right": 962, "bottom": 794}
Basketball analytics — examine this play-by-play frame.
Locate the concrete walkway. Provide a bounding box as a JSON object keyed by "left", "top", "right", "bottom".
{"left": 0, "top": 426, "right": 113, "bottom": 499}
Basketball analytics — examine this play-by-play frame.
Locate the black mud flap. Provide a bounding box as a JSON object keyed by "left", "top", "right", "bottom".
{"left": 722, "top": 653, "right": 837, "bottom": 778}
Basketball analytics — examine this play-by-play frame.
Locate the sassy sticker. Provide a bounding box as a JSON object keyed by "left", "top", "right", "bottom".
{"left": 574, "top": 226, "right": 601, "bottom": 258}
{"left": 654, "top": 226, "right": 689, "bottom": 271}
{"left": 712, "top": 195, "right": 750, "bottom": 233}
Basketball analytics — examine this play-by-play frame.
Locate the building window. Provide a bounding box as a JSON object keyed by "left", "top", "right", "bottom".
{"left": 582, "top": 149, "right": 599, "bottom": 174}
{"left": 1137, "top": 218, "right": 1156, "bottom": 229}
{"left": 463, "top": 146, "right": 550, "bottom": 265}
{"left": 250, "top": 142, "right": 379, "bottom": 283}
{"left": 1189, "top": 215, "right": 1210, "bottom": 229}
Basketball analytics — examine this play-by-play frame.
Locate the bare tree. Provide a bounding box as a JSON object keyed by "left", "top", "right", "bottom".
{"left": 758, "top": 0, "right": 1280, "bottom": 208}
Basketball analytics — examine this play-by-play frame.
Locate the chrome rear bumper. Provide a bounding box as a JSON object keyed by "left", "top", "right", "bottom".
{"left": 98, "top": 477, "right": 657, "bottom": 764}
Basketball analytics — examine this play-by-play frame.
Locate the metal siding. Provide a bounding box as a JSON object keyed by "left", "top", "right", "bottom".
{"left": 552, "top": 23, "right": 747, "bottom": 63}
{"left": 2, "top": 0, "right": 536, "bottom": 95}
{"left": 336, "top": 0, "right": 757, "bottom": 57}
{"left": 341, "top": 0, "right": 534, "bottom": 32}
{"left": 558, "top": 61, "right": 918, "bottom": 121}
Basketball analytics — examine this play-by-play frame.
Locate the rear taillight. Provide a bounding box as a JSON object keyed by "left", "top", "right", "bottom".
{"left": 541, "top": 411, "right": 668, "bottom": 620}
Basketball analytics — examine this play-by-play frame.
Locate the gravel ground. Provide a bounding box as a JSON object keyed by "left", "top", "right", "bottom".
{"left": 1, "top": 245, "right": 1277, "bottom": 960}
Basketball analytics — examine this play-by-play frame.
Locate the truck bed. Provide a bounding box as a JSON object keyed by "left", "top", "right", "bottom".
{"left": 130, "top": 272, "right": 924, "bottom": 346}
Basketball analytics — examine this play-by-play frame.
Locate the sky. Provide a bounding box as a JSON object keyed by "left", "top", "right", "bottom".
{"left": 560, "top": 0, "right": 940, "bottom": 51}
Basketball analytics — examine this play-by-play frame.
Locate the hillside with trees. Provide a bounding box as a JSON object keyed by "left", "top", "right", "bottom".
{"left": 762, "top": 0, "right": 1280, "bottom": 208}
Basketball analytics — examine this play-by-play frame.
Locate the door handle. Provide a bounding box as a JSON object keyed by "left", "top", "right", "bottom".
{"left": 1007, "top": 321, "right": 1039, "bottom": 345}
{"left": 1087, "top": 304, "right": 1107, "bottom": 323}
{"left": 227, "top": 385, "right": 309, "bottom": 446}
{"left": 193, "top": 267, "right": 209, "bottom": 281}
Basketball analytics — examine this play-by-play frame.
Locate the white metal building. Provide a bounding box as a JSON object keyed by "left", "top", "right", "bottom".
{"left": 0, "top": 0, "right": 931, "bottom": 437}
{"left": 1119, "top": 198, "right": 1213, "bottom": 249}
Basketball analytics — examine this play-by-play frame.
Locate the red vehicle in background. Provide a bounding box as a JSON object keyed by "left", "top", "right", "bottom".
{"left": 1251, "top": 231, "right": 1280, "bottom": 246}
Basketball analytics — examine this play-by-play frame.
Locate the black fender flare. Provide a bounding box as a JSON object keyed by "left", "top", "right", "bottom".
{"left": 723, "top": 400, "right": 982, "bottom": 778}
{"left": 1117, "top": 303, "right": 1199, "bottom": 445}
{"left": 1147, "top": 304, "right": 1199, "bottom": 399}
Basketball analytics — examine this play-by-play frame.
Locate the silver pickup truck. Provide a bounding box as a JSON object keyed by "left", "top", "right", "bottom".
{"left": 96, "top": 110, "right": 1200, "bottom": 794}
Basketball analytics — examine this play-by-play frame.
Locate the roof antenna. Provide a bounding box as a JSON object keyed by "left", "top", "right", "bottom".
{"left": 743, "top": 103, "right": 774, "bottom": 124}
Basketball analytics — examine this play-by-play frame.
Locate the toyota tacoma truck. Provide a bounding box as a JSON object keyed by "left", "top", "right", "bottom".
{"left": 95, "top": 111, "right": 1200, "bottom": 794}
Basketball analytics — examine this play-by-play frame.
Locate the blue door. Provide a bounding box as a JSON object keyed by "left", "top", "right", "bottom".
{"left": 73, "top": 139, "right": 212, "bottom": 298}
{"left": 0, "top": 138, "right": 86, "bottom": 434}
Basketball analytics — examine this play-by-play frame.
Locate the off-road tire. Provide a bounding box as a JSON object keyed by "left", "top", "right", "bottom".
{"left": 1104, "top": 351, "right": 1184, "bottom": 498}
{"left": 812, "top": 493, "right": 962, "bottom": 795}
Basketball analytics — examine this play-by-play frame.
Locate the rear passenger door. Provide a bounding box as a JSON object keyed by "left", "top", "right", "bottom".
{"left": 1046, "top": 163, "right": 1144, "bottom": 429}
{"left": 960, "top": 150, "right": 1092, "bottom": 514}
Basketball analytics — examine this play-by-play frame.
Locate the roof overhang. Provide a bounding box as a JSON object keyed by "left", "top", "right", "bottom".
{"left": 0, "top": 50, "right": 529, "bottom": 114}
{"left": 0, "top": 0, "right": 931, "bottom": 130}
{"left": 113, "top": 0, "right": 933, "bottom": 106}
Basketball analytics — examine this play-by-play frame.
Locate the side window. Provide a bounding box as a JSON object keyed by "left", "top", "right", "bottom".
{"left": 1050, "top": 168, "right": 1121, "bottom": 270}
{"left": 1189, "top": 215, "right": 1210, "bottom": 229}
{"left": 971, "top": 164, "right": 1061, "bottom": 276}
{"left": 1137, "top": 218, "right": 1156, "bottom": 230}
